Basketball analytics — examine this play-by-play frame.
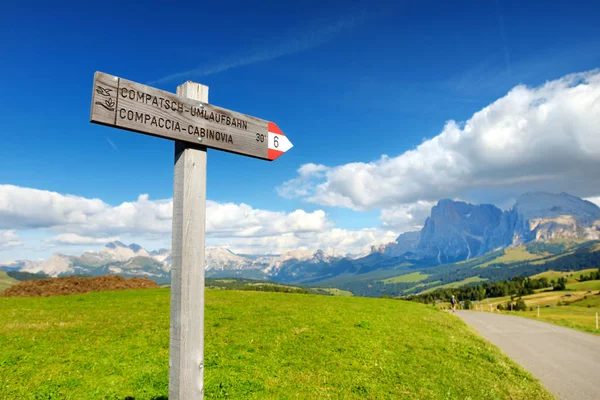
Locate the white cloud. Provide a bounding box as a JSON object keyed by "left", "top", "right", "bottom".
{"left": 210, "top": 228, "right": 398, "bottom": 257}
{"left": 0, "top": 185, "right": 331, "bottom": 238}
{"left": 0, "top": 185, "right": 107, "bottom": 229}
{"left": 586, "top": 197, "right": 600, "bottom": 208}
{"left": 379, "top": 201, "right": 436, "bottom": 232}
{"left": 206, "top": 201, "right": 331, "bottom": 238}
{"left": 0, "top": 230, "right": 22, "bottom": 249}
{"left": 278, "top": 69, "right": 600, "bottom": 211}
{"left": 277, "top": 163, "right": 328, "bottom": 199}
{"left": 0, "top": 185, "right": 395, "bottom": 256}
{"left": 47, "top": 234, "right": 121, "bottom": 246}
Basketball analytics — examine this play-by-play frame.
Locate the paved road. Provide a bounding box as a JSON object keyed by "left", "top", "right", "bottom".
{"left": 457, "top": 311, "right": 600, "bottom": 400}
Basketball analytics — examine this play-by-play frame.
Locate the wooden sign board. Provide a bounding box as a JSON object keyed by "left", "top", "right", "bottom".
{"left": 90, "top": 72, "right": 293, "bottom": 161}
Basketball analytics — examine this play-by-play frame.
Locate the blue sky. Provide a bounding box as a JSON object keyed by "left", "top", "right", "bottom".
{"left": 2, "top": 0, "right": 600, "bottom": 260}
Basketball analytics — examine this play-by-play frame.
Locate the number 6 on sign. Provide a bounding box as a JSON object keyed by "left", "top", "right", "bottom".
{"left": 268, "top": 122, "right": 293, "bottom": 161}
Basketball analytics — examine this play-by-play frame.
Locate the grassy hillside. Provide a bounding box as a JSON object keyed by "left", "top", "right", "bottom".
{"left": 336, "top": 240, "right": 600, "bottom": 297}
{"left": 0, "top": 271, "right": 19, "bottom": 292}
{"left": 476, "top": 247, "right": 546, "bottom": 268}
{"left": 207, "top": 278, "right": 311, "bottom": 294}
{"left": 0, "top": 289, "right": 552, "bottom": 399}
{"left": 472, "top": 291, "right": 600, "bottom": 336}
{"left": 420, "top": 276, "right": 487, "bottom": 294}
{"left": 380, "top": 272, "right": 429, "bottom": 284}
{"left": 569, "top": 280, "right": 600, "bottom": 291}
{"left": 531, "top": 268, "right": 598, "bottom": 282}
{"left": 312, "top": 287, "right": 354, "bottom": 296}
{"left": 480, "top": 290, "right": 592, "bottom": 309}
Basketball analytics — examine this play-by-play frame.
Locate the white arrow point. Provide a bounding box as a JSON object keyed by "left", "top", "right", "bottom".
{"left": 268, "top": 132, "right": 293, "bottom": 153}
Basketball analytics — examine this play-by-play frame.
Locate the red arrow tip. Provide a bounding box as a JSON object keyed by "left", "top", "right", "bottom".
{"left": 268, "top": 148, "right": 285, "bottom": 161}
{"left": 268, "top": 122, "right": 284, "bottom": 136}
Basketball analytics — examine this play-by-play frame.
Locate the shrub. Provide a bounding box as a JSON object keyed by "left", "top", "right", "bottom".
{"left": 515, "top": 298, "right": 527, "bottom": 311}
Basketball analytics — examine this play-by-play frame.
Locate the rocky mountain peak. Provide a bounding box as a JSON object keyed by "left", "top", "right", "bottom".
{"left": 128, "top": 243, "right": 143, "bottom": 253}
{"left": 416, "top": 199, "right": 503, "bottom": 263}
{"left": 105, "top": 241, "right": 128, "bottom": 249}
{"left": 507, "top": 192, "right": 600, "bottom": 244}
{"left": 514, "top": 192, "right": 600, "bottom": 222}
{"left": 383, "top": 192, "right": 600, "bottom": 264}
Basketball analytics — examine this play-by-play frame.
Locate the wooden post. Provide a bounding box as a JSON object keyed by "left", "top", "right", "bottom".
{"left": 537, "top": 305, "right": 540, "bottom": 318}
{"left": 169, "top": 81, "right": 209, "bottom": 399}
{"left": 596, "top": 312, "right": 598, "bottom": 330}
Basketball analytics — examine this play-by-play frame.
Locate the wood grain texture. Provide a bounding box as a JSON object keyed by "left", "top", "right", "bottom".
{"left": 91, "top": 71, "right": 271, "bottom": 160}
{"left": 169, "top": 82, "right": 208, "bottom": 400}
{"left": 90, "top": 72, "right": 119, "bottom": 125}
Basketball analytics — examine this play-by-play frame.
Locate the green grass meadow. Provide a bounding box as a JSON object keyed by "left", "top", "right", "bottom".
{"left": 380, "top": 272, "right": 429, "bottom": 284}
{"left": 0, "top": 289, "right": 553, "bottom": 399}
{"left": 421, "top": 276, "right": 487, "bottom": 294}
{"left": 503, "top": 292, "right": 600, "bottom": 336}
{"left": 464, "top": 284, "right": 600, "bottom": 336}
{"left": 476, "top": 247, "right": 545, "bottom": 268}
{"left": 530, "top": 268, "right": 599, "bottom": 283}
{"left": 313, "top": 287, "right": 354, "bottom": 296}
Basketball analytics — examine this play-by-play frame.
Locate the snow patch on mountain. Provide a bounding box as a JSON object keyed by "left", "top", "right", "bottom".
{"left": 23, "top": 254, "right": 74, "bottom": 276}
{"left": 205, "top": 247, "right": 255, "bottom": 271}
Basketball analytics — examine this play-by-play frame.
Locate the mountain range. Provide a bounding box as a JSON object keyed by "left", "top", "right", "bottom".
{"left": 2, "top": 192, "right": 600, "bottom": 292}
{"left": 378, "top": 192, "right": 600, "bottom": 264}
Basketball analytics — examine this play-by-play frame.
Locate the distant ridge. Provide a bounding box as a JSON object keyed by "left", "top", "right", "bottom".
{"left": 2, "top": 192, "right": 599, "bottom": 293}
{"left": 380, "top": 192, "right": 600, "bottom": 264}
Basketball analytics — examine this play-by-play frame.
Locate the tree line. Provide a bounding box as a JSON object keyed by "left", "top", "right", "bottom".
{"left": 405, "top": 267, "right": 600, "bottom": 304}
{"left": 579, "top": 268, "right": 600, "bottom": 282}
{"left": 6, "top": 271, "right": 49, "bottom": 281}
{"left": 404, "top": 276, "right": 553, "bottom": 304}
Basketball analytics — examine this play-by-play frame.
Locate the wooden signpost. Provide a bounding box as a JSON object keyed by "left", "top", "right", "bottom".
{"left": 91, "top": 72, "right": 293, "bottom": 161}
{"left": 90, "top": 71, "right": 293, "bottom": 399}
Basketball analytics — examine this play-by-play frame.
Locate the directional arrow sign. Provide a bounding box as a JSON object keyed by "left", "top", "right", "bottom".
{"left": 90, "top": 71, "right": 293, "bottom": 161}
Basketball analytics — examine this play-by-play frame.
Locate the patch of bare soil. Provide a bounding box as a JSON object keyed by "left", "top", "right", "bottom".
{"left": 0, "top": 275, "right": 158, "bottom": 297}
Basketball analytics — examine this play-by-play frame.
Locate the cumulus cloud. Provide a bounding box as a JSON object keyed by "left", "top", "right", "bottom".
{"left": 0, "top": 230, "right": 22, "bottom": 249}
{"left": 210, "top": 228, "right": 398, "bottom": 257}
{"left": 277, "top": 163, "right": 328, "bottom": 199}
{"left": 379, "top": 201, "right": 436, "bottom": 232}
{"left": 278, "top": 69, "right": 600, "bottom": 211}
{"left": 586, "top": 197, "right": 600, "bottom": 208}
{"left": 0, "top": 185, "right": 330, "bottom": 238}
{"left": 0, "top": 185, "right": 107, "bottom": 230}
{"left": 0, "top": 185, "right": 331, "bottom": 236}
{"left": 206, "top": 202, "right": 331, "bottom": 238}
{"left": 0, "top": 185, "right": 395, "bottom": 255}
{"left": 47, "top": 234, "right": 121, "bottom": 246}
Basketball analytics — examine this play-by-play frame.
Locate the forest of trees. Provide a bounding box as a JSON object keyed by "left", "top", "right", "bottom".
{"left": 6, "top": 271, "right": 49, "bottom": 281}
{"left": 405, "top": 276, "right": 553, "bottom": 304}
{"left": 334, "top": 241, "right": 600, "bottom": 298}
{"left": 406, "top": 267, "right": 600, "bottom": 304}
{"left": 206, "top": 278, "right": 311, "bottom": 294}
{"left": 579, "top": 268, "right": 600, "bottom": 282}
